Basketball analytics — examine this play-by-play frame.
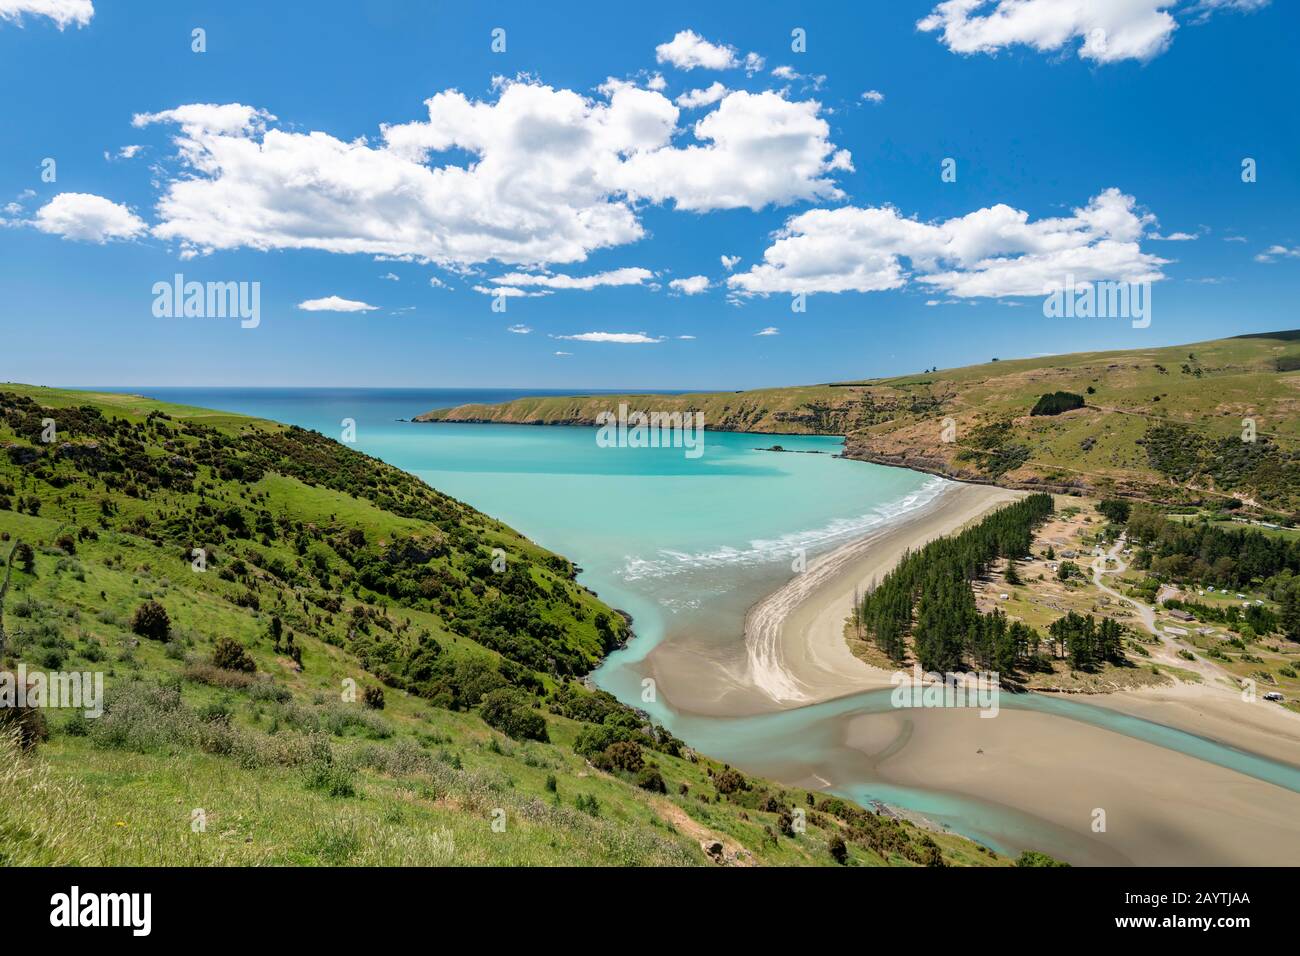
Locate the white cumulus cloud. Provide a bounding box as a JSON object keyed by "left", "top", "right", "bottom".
{"left": 490, "top": 267, "right": 653, "bottom": 291}
{"left": 655, "top": 29, "right": 738, "bottom": 70}
{"left": 669, "top": 275, "right": 710, "bottom": 294}
{"left": 614, "top": 90, "right": 851, "bottom": 212}
{"left": 32, "top": 192, "right": 146, "bottom": 243}
{"left": 728, "top": 188, "right": 1169, "bottom": 298}
{"left": 554, "top": 331, "right": 664, "bottom": 344}
{"left": 296, "top": 296, "right": 379, "bottom": 312}
{"left": 918, "top": 0, "right": 1270, "bottom": 63}
{"left": 0, "top": 0, "right": 93, "bottom": 29}
{"left": 1255, "top": 244, "right": 1300, "bottom": 263}
{"left": 473, "top": 285, "right": 548, "bottom": 298}
{"left": 919, "top": 0, "right": 1178, "bottom": 63}
{"left": 675, "top": 82, "right": 728, "bottom": 108}
{"left": 132, "top": 83, "right": 848, "bottom": 266}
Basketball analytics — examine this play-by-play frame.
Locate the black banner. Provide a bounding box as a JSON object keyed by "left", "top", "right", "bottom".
{"left": 0, "top": 866, "right": 1281, "bottom": 941}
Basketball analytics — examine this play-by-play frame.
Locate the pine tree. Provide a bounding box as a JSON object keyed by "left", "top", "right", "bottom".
{"left": 1282, "top": 586, "right": 1300, "bottom": 644}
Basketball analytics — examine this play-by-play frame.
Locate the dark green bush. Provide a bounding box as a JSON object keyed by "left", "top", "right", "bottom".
{"left": 479, "top": 688, "right": 548, "bottom": 742}
{"left": 130, "top": 600, "right": 171, "bottom": 642}
{"left": 1030, "top": 391, "right": 1085, "bottom": 416}
{"left": 829, "top": 835, "right": 848, "bottom": 864}
{"left": 594, "top": 740, "right": 644, "bottom": 773}
{"left": 635, "top": 766, "right": 666, "bottom": 793}
{"left": 211, "top": 636, "right": 255, "bottom": 672}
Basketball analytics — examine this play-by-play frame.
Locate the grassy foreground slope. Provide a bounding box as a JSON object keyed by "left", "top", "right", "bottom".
{"left": 0, "top": 385, "right": 1001, "bottom": 867}
{"left": 418, "top": 331, "right": 1300, "bottom": 517}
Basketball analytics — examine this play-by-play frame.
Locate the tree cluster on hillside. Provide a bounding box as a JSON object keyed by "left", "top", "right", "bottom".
{"left": 854, "top": 494, "right": 1054, "bottom": 672}
{"left": 1124, "top": 504, "right": 1300, "bottom": 589}
{"left": 1046, "top": 612, "right": 1124, "bottom": 670}
{"left": 1120, "top": 504, "right": 1300, "bottom": 642}
{"left": 1029, "top": 392, "right": 1085, "bottom": 416}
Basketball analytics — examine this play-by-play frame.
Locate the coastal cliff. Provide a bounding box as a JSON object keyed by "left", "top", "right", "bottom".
{"left": 416, "top": 331, "right": 1300, "bottom": 519}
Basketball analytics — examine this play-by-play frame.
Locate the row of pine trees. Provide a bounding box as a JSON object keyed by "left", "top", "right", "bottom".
{"left": 852, "top": 494, "right": 1126, "bottom": 675}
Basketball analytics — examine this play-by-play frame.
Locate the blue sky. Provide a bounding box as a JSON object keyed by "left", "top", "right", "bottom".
{"left": 0, "top": 0, "right": 1296, "bottom": 389}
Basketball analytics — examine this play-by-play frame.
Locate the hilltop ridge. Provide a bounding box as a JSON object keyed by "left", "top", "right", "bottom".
{"left": 417, "top": 331, "right": 1300, "bottom": 518}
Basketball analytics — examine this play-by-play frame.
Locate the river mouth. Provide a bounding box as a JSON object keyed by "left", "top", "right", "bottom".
{"left": 91, "top": 388, "right": 1300, "bottom": 865}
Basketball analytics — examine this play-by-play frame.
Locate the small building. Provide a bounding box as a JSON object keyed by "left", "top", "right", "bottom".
{"left": 1168, "top": 608, "right": 1194, "bottom": 622}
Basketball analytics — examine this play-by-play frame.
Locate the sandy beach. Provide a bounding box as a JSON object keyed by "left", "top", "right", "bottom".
{"left": 742, "top": 481, "right": 1023, "bottom": 708}
{"left": 643, "top": 480, "right": 1022, "bottom": 716}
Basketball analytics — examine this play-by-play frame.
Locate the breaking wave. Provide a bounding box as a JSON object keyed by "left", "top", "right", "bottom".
{"left": 619, "top": 476, "right": 950, "bottom": 582}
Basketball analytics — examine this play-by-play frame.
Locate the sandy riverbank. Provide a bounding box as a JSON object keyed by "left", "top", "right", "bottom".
{"left": 1081, "top": 681, "right": 1300, "bottom": 769}
{"left": 742, "top": 480, "right": 1024, "bottom": 708}
{"left": 843, "top": 703, "right": 1300, "bottom": 865}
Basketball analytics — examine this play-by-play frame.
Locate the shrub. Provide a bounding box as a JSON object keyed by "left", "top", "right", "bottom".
{"left": 0, "top": 682, "right": 49, "bottom": 752}
{"left": 361, "top": 685, "right": 385, "bottom": 710}
{"left": 211, "top": 636, "right": 255, "bottom": 672}
{"left": 713, "top": 768, "right": 748, "bottom": 795}
{"left": 777, "top": 808, "right": 796, "bottom": 837}
{"left": 183, "top": 661, "right": 255, "bottom": 690}
{"left": 829, "top": 835, "right": 848, "bottom": 864}
{"left": 91, "top": 681, "right": 193, "bottom": 752}
{"left": 13, "top": 542, "right": 35, "bottom": 574}
{"left": 572, "top": 722, "right": 623, "bottom": 759}
{"left": 479, "top": 688, "right": 548, "bottom": 742}
{"left": 595, "top": 740, "right": 644, "bottom": 774}
{"left": 318, "top": 702, "right": 392, "bottom": 739}
{"left": 304, "top": 736, "right": 355, "bottom": 797}
{"left": 197, "top": 698, "right": 234, "bottom": 725}
{"left": 62, "top": 710, "right": 91, "bottom": 737}
{"left": 130, "top": 600, "right": 171, "bottom": 642}
{"left": 635, "top": 766, "right": 667, "bottom": 793}
{"left": 34, "top": 645, "right": 65, "bottom": 670}
{"left": 247, "top": 680, "right": 292, "bottom": 704}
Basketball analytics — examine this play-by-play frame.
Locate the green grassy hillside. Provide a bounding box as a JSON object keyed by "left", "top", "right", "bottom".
{"left": 418, "top": 331, "right": 1300, "bottom": 517}
{"left": 0, "top": 385, "right": 1004, "bottom": 867}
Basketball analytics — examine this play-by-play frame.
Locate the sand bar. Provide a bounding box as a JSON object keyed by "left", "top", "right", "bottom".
{"left": 743, "top": 480, "right": 1023, "bottom": 708}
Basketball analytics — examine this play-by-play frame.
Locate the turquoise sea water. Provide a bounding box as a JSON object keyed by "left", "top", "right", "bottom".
{"left": 96, "top": 387, "right": 1300, "bottom": 861}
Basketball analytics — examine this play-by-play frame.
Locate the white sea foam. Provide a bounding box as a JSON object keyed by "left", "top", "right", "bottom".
{"left": 619, "top": 476, "right": 949, "bottom": 581}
